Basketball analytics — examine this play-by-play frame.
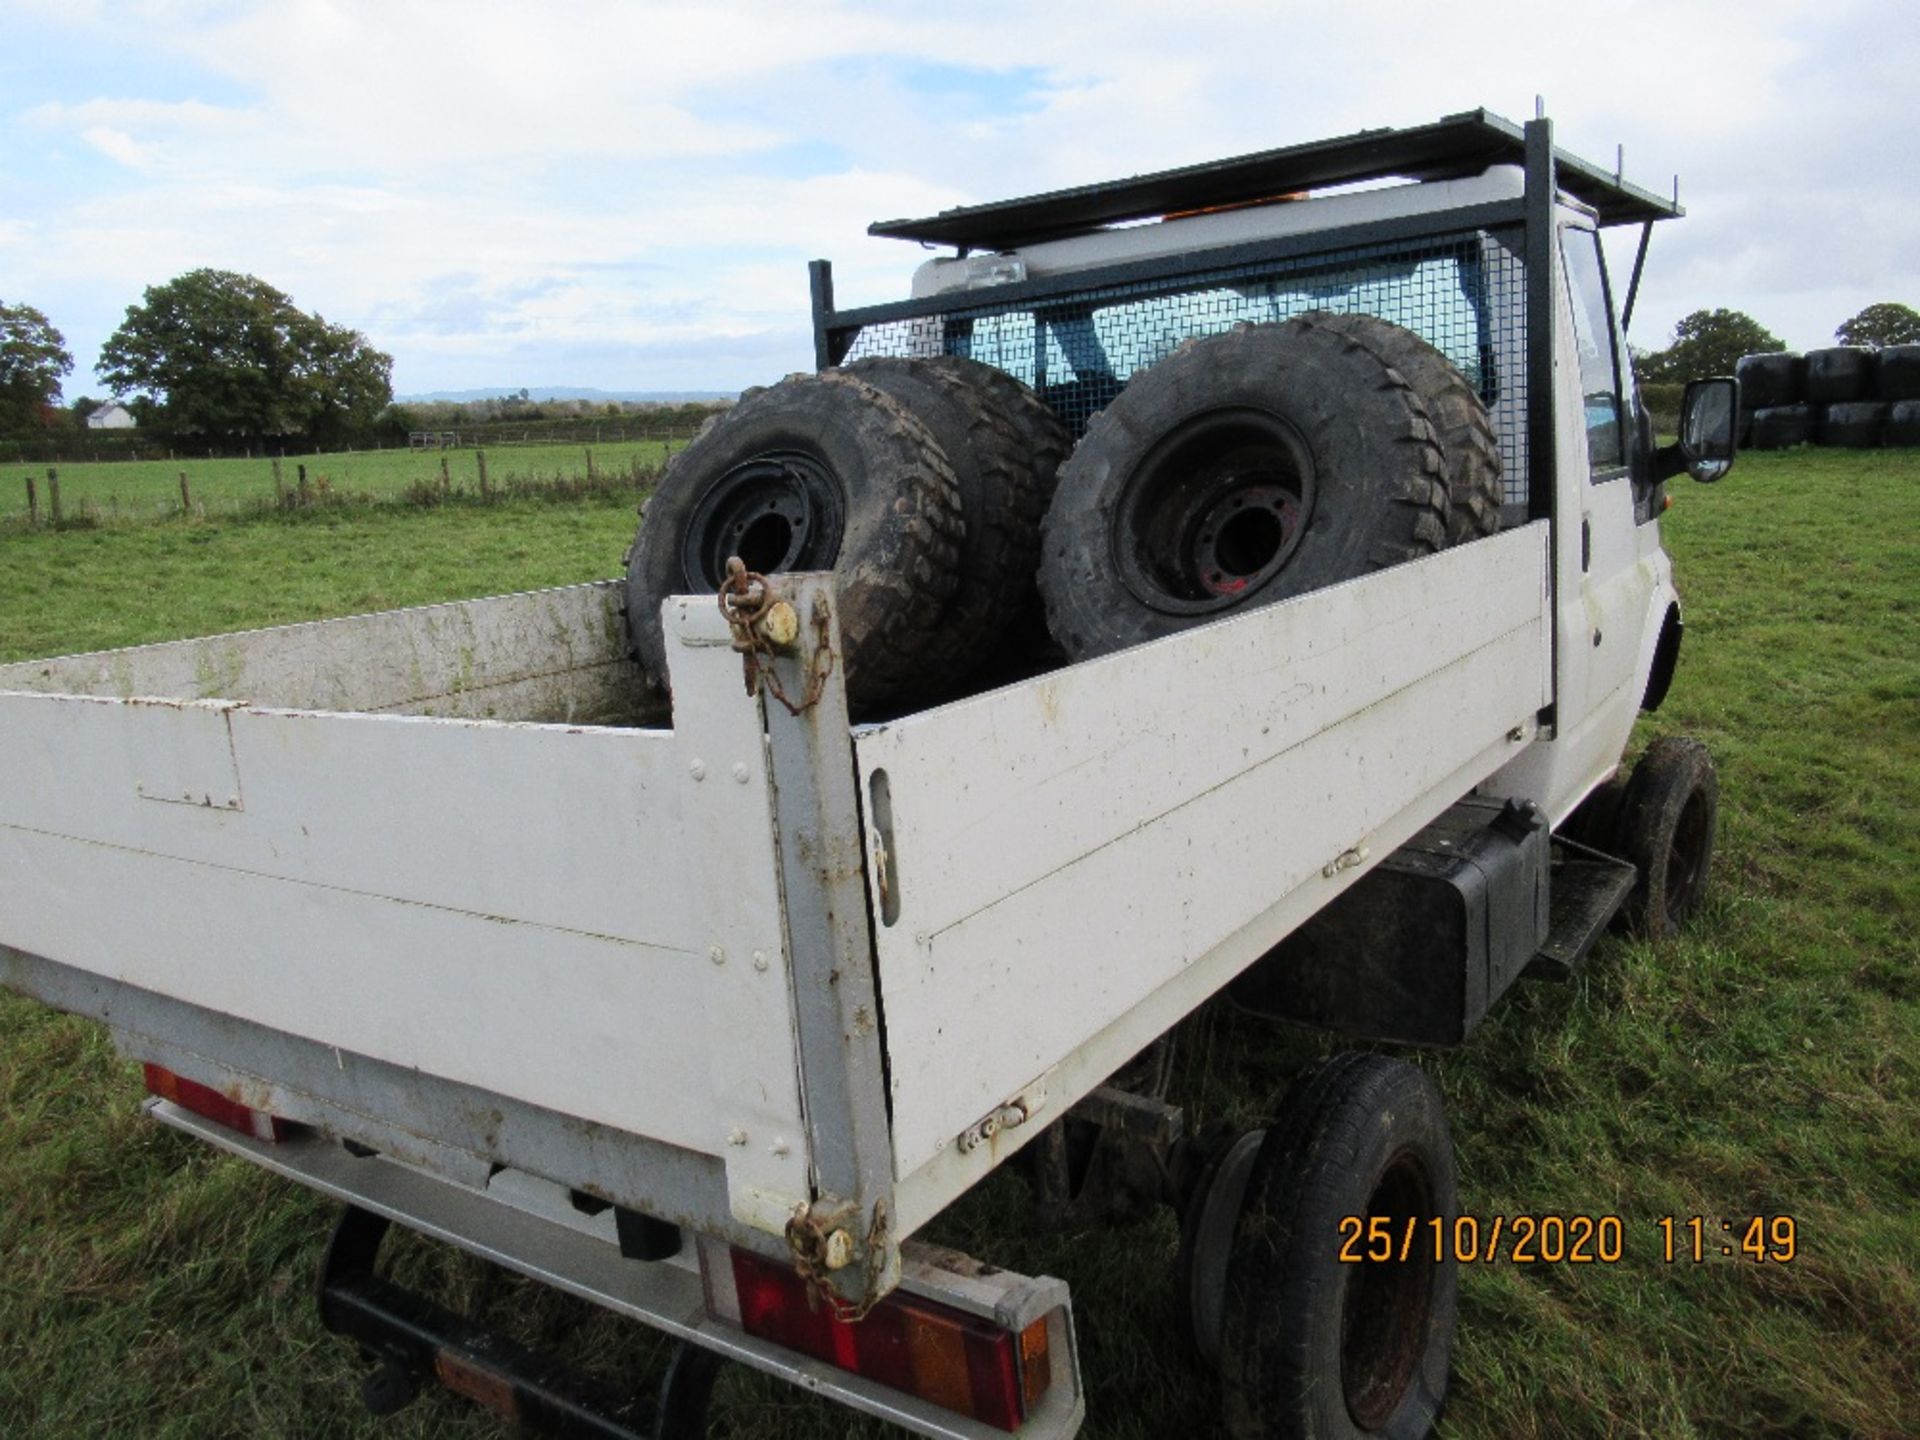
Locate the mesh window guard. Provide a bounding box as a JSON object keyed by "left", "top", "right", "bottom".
{"left": 840, "top": 230, "right": 1531, "bottom": 508}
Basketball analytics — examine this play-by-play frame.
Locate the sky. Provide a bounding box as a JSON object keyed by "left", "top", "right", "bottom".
{"left": 3, "top": 0, "right": 1915, "bottom": 399}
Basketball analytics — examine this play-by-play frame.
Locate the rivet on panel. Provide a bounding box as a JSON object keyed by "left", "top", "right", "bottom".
{"left": 689, "top": 758, "right": 707, "bottom": 781}
{"left": 732, "top": 761, "right": 750, "bottom": 784}
{"left": 770, "top": 1136, "right": 791, "bottom": 1157}
{"left": 727, "top": 1128, "right": 748, "bottom": 1147}
{"left": 752, "top": 950, "right": 769, "bottom": 972}
{"left": 709, "top": 945, "right": 727, "bottom": 966}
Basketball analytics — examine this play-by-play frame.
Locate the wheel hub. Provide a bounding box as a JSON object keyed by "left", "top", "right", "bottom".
{"left": 1113, "top": 408, "right": 1315, "bottom": 616}
{"left": 680, "top": 451, "right": 844, "bottom": 589}
{"left": 1340, "top": 1149, "right": 1437, "bottom": 1431}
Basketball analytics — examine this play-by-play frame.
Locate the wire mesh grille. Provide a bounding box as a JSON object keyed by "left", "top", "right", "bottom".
{"left": 839, "top": 229, "right": 1530, "bottom": 507}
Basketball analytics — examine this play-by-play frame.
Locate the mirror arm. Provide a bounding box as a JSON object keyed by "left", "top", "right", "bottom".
{"left": 1651, "top": 441, "right": 1687, "bottom": 483}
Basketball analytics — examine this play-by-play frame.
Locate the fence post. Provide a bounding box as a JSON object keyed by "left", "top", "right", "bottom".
{"left": 47, "top": 468, "right": 62, "bottom": 525}
{"left": 297, "top": 463, "right": 309, "bottom": 505}
{"left": 179, "top": 470, "right": 192, "bottom": 513}
{"left": 585, "top": 447, "right": 597, "bottom": 482}
{"left": 272, "top": 455, "right": 286, "bottom": 506}
{"left": 477, "top": 449, "right": 490, "bottom": 498}
{"left": 440, "top": 454, "right": 451, "bottom": 490}
{"left": 25, "top": 473, "right": 37, "bottom": 525}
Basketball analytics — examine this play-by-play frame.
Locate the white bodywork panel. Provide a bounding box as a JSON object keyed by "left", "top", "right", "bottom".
{"left": 1, "top": 528, "right": 1555, "bottom": 1249}
{"left": 0, "top": 583, "right": 812, "bottom": 1235}
{"left": 857, "top": 524, "right": 1552, "bottom": 1191}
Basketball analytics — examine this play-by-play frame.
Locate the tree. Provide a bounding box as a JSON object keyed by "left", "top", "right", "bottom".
{"left": 0, "top": 301, "right": 74, "bottom": 433}
{"left": 1835, "top": 302, "right": 1920, "bottom": 348}
{"left": 98, "top": 269, "right": 393, "bottom": 448}
{"left": 1636, "top": 309, "right": 1784, "bottom": 384}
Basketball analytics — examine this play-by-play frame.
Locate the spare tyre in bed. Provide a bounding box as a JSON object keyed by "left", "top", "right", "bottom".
{"left": 1290, "top": 311, "right": 1503, "bottom": 543}
{"left": 624, "top": 370, "right": 963, "bottom": 709}
{"left": 842, "top": 356, "right": 1056, "bottom": 693}
{"left": 1037, "top": 317, "right": 1449, "bottom": 662}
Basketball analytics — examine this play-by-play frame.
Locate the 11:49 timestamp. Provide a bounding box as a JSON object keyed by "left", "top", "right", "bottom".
{"left": 1657, "top": 1215, "right": 1797, "bottom": 1263}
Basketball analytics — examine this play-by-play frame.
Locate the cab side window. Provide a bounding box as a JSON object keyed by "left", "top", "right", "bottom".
{"left": 1562, "top": 229, "right": 1625, "bottom": 476}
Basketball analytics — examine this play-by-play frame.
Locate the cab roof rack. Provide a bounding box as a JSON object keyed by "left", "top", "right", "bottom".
{"left": 869, "top": 107, "right": 1681, "bottom": 251}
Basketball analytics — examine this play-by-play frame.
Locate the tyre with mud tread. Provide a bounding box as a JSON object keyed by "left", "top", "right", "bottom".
{"left": 1296, "top": 312, "right": 1502, "bottom": 543}
{"left": 1748, "top": 404, "right": 1814, "bottom": 451}
{"left": 624, "top": 371, "right": 963, "bottom": 709}
{"left": 1038, "top": 318, "right": 1449, "bottom": 662}
{"left": 925, "top": 354, "right": 1075, "bottom": 669}
{"left": 1614, "top": 736, "right": 1718, "bottom": 939}
{"left": 1734, "top": 351, "right": 1803, "bottom": 410}
{"left": 842, "top": 357, "right": 1049, "bottom": 690}
{"left": 1213, "top": 1052, "right": 1458, "bottom": 1440}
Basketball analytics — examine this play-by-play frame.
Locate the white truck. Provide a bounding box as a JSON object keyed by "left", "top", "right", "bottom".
{"left": 0, "top": 109, "right": 1736, "bottom": 1439}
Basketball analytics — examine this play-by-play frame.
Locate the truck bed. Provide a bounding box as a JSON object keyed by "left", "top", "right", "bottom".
{"left": 0, "top": 523, "right": 1550, "bottom": 1276}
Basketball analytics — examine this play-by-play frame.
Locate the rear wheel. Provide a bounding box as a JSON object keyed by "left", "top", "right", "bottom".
{"left": 1201, "top": 1052, "right": 1458, "bottom": 1440}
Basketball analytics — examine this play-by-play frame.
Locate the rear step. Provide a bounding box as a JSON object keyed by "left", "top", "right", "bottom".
{"left": 320, "top": 1205, "right": 720, "bottom": 1438}
{"left": 1527, "top": 836, "right": 1639, "bottom": 980}
{"left": 147, "top": 1100, "right": 1085, "bottom": 1440}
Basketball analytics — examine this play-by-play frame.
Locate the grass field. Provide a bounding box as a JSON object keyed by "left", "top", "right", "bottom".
{"left": 1, "top": 449, "right": 1915, "bottom": 1438}
{"left": 0, "top": 437, "right": 677, "bottom": 526}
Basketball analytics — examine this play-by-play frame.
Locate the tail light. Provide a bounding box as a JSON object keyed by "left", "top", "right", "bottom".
{"left": 143, "top": 1063, "right": 291, "bottom": 1142}
{"left": 704, "top": 1246, "right": 1051, "bottom": 1432}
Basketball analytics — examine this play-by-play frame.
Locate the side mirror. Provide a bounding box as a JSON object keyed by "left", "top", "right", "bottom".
{"left": 1675, "top": 377, "right": 1737, "bottom": 482}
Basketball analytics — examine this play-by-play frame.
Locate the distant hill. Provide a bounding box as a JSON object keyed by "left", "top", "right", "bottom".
{"left": 397, "top": 387, "right": 737, "bottom": 404}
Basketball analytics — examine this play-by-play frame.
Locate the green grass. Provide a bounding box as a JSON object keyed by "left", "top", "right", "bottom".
{"left": 0, "top": 437, "right": 677, "bottom": 525}
{"left": 1, "top": 449, "right": 1915, "bottom": 1438}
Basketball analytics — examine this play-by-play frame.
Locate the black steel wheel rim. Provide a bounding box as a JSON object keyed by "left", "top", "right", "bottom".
{"left": 1112, "top": 407, "right": 1315, "bottom": 617}
{"left": 679, "top": 450, "right": 845, "bottom": 589}
{"left": 1339, "top": 1149, "right": 1437, "bottom": 1431}
{"left": 1664, "top": 788, "right": 1711, "bottom": 923}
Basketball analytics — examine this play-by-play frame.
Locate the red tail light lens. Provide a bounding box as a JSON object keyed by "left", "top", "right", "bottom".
{"left": 143, "top": 1063, "right": 291, "bottom": 1142}
{"left": 713, "top": 1248, "right": 1049, "bottom": 1432}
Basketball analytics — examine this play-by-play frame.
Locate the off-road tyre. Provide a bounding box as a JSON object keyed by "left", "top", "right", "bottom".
{"left": 1215, "top": 1053, "right": 1458, "bottom": 1440}
{"left": 1885, "top": 399, "right": 1920, "bottom": 448}
{"left": 1294, "top": 312, "right": 1502, "bottom": 543}
{"left": 924, "top": 354, "right": 1072, "bottom": 498}
{"left": 1804, "top": 346, "right": 1874, "bottom": 405}
{"left": 623, "top": 371, "right": 963, "bottom": 709}
{"left": 1614, "top": 736, "right": 1718, "bottom": 940}
{"left": 1734, "top": 351, "right": 1803, "bottom": 410}
{"left": 1875, "top": 345, "right": 1920, "bottom": 402}
{"left": 1038, "top": 319, "right": 1449, "bottom": 662}
{"left": 842, "top": 357, "right": 1050, "bottom": 690}
{"left": 1818, "top": 401, "right": 1887, "bottom": 449}
{"left": 928, "top": 355, "right": 1075, "bottom": 670}
{"left": 1748, "top": 404, "right": 1814, "bottom": 451}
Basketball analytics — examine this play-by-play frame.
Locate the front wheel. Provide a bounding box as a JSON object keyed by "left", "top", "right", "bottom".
{"left": 1614, "top": 735, "right": 1719, "bottom": 938}
{"left": 1202, "top": 1053, "right": 1458, "bottom": 1440}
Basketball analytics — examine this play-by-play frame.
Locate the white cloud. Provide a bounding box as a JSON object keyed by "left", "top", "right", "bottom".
{"left": 7, "top": 0, "right": 1915, "bottom": 390}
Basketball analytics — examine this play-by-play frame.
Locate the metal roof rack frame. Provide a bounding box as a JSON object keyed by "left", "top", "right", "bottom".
{"left": 868, "top": 107, "right": 1680, "bottom": 251}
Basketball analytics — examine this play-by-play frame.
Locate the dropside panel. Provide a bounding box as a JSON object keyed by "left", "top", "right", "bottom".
{"left": 856, "top": 525, "right": 1552, "bottom": 1182}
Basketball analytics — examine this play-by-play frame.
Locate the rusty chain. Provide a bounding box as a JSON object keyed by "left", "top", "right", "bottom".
{"left": 716, "top": 557, "right": 835, "bottom": 717}
{"left": 785, "top": 1198, "right": 891, "bottom": 1323}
